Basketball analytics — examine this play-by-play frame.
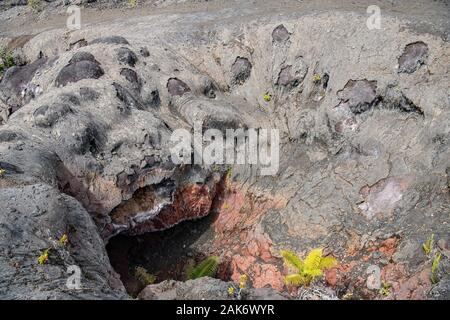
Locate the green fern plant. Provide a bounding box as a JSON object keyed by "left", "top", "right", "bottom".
{"left": 431, "top": 252, "right": 442, "bottom": 284}
{"left": 186, "top": 256, "right": 220, "bottom": 280}
{"left": 281, "top": 248, "right": 337, "bottom": 287}
{"left": 422, "top": 234, "right": 434, "bottom": 255}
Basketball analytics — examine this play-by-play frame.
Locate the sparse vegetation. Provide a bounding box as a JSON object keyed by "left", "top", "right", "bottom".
{"left": 0, "top": 168, "right": 6, "bottom": 178}
{"left": 422, "top": 234, "right": 444, "bottom": 284}
{"left": 127, "top": 0, "right": 138, "bottom": 8}
{"left": 263, "top": 92, "right": 272, "bottom": 102}
{"left": 281, "top": 248, "right": 337, "bottom": 287}
{"left": 226, "top": 167, "right": 233, "bottom": 180}
{"left": 59, "top": 234, "right": 68, "bottom": 246}
{"left": 27, "top": 0, "right": 42, "bottom": 12}
{"left": 380, "top": 281, "right": 391, "bottom": 297}
{"left": 313, "top": 74, "right": 322, "bottom": 83}
{"left": 38, "top": 248, "right": 50, "bottom": 265}
{"left": 228, "top": 274, "right": 248, "bottom": 299}
{"left": 186, "top": 256, "right": 220, "bottom": 280}
{"left": 225, "top": 167, "right": 233, "bottom": 189}
{"left": 135, "top": 266, "right": 156, "bottom": 286}
{"left": 431, "top": 252, "right": 442, "bottom": 284}
{"left": 239, "top": 274, "right": 248, "bottom": 289}
{"left": 0, "top": 46, "right": 15, "bottom": 77}
{"left": 422, "top": 234, "right": 434, "bottom": 255}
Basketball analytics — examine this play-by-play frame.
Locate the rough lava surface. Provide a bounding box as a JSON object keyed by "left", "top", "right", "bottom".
{"left": 0, "top": 0, "right": 449, "bottom": 300}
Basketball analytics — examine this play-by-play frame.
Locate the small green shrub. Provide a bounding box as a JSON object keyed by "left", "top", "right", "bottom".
{"left": 59, "top": 234, "right": 68, "bottom": 246}
{"left": 431, "top": 252, "right": 442, "bottom": 284}
{"left": 127, "top": 0, "right": 138, "bottom": 8}
{"left": 186, "top": 256, "right": 220, "bottom": 280}
{"left": 228, "top": 274, "right": 248, "bottom": 300}
{"left": 379, "top": 281, "right": 391, "bottom": 297}
{"left": 313, "top": 74, "right": 322, "bottom": 83}
{"left": 0, "top": 46, "right": 15, "bottom": 77}
{"left": 263, "top": 92, "right": 272, "bottom": 102}
{"left": 281, "top": 248, "right": 337, "bottom": 287}
{"left": 27, "top": 0, "right": 42, "bottom": 12}
{"left": 226, "top": 167, "right": 233, "bottom": 180}
{"left": 38, "top": 248, "right": 50, "bottom": 265}
{"left": 422, "top": 234, "right": 434, "bottom": 255}
{"left": 135, "top": 266, "right": 156, "bottom": 286}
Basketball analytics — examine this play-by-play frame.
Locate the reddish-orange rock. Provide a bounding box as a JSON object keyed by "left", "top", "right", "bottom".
{"left": 251, "top": 264, "right": 284, "bottom": 291}
{"left": 325, "top": 268, "right": 338, "bottom": 286}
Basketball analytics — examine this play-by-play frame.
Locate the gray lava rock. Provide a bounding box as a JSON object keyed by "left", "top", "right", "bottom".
{"left": 429, "top": 276, "right": 450, "bottom": 300}
{"left": 89, "top": 36, "right": 130, "bottom": 46}
{"left": 338, "top": 79, "right": 378, "bottom": 114}
{"left": 272, "top": 24, "right": 290, "bottom": 43}
{"left": 139, "top": 47, "right": 150, "bottom": 57}
{"left": 79, "top": 87, "right": 100, "bottom": 101}
{"left": 383, "top": 85, "right": 423, "bottom": 115}
{"left": 276, "top": 57, "right": 308, "bottom": 88}
{"left": 231, "top": 57, "right": 252, "bottom": 85}
{"left": 55, "top": 61, "right": 104, "bottom": 87}
{"left": 33, "top": 103, "right": 74, "bottom": 127}
{"left": 142, "top": 88, "right": 161, "bottom": 108}
{"left": 116, "top": 47, "right": 138, "bottom": 67}
{"left": 0, "top": 0, "right": 449, "bottom": 301}
{"left": 0, "top": 130, "right": 22, "bottom": 142}
{"left": 0, "top": 58, "right": 47, "bottom": 114}
{"left": 113, "top": 82, "right": 144, "bottom": 110}
{"left": 69, "top": 51, "right": 99, "bottom": 64}
{"left": 167, "top": 78, "right": 190, "bottom": 96}
{"left": 120, "top": 68, "right": 141, "bottom": 91}
{"left": 0, "top": 184, "right": 128, "bottom": 299}
{"left": 398, "top": 42, "right": 428, "bottom": 74}
{"left": 137, "top": 277, "right": 288, "bottom": 300}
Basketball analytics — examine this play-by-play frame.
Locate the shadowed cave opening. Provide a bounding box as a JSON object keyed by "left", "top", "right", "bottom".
{"left": 106, "top": 211, "right": 232, "bottom": 297}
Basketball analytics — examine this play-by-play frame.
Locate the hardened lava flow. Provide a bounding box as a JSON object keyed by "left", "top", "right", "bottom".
{"left": 0, "top": 0, "right": 449, "bottom": 300}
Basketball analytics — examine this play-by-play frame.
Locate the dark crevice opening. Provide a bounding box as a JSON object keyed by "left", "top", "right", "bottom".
{"left": 105, "top": 174, "right": 231, "bottom": 297}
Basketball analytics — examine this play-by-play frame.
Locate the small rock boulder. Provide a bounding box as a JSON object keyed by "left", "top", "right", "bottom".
{"left": 231, "top": 57, "right": 252, "bottom": 85}
{"left": 272, "top": 24, "right": 290, "bottom": 43}
{"left": 0, "top": 57, "right": 47, "bottom": 113}
{"left": 69, "top": 51, "right": 99, "bottom": 64}
{"left": 167, "top": 78, "right": 190, "bottom": 96}
{"left": 116, "top": 47, "right": 138, "bottom": 67}
{"left": 398, "top": 42, "right": 428, "bottom": 74}
{"left": 338, "top": 79, "right": 378, "bottom": 114}
{"left": 120, "top": 68, "right": 141, "bottom": 91}
{"left": 89, "top": 36, "right": 130, "bottom": 46}
{"left": 55, "top": 59, "right": 104, "bottom": 87}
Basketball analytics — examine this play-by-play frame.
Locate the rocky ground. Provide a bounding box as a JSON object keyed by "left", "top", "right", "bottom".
{"left": 0, "top": 0, "right": 449, "bottom": 300}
